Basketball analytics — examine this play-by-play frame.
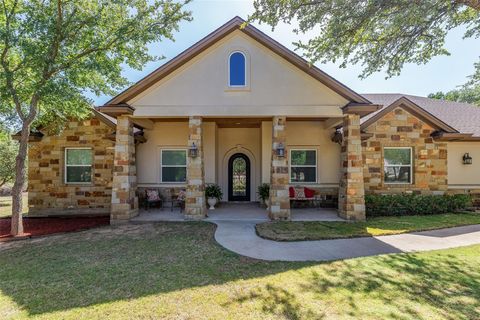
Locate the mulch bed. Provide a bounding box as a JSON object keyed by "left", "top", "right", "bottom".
{"left": 0, "top": 216, "right": 110, "bottom": 241}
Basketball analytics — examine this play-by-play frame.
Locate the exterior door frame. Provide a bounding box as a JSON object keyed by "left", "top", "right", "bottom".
{"left": 228, "top": 153, "right": 251, "bottom": 201}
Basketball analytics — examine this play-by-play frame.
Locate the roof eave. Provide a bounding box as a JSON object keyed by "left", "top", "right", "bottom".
{"left": 97, "top": 103, "right": 135, "bottom": 117}
{"left": 343, "top": 103, "right": 382, "bottom": 117}
{"left": 431, "top": 131, "right": 479, "bottom": 141}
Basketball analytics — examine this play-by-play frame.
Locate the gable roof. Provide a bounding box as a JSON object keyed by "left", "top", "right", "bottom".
{"left": 361, "top": 93, "right": 480, "bottom": 138}
{"left": 103, "top": 16, "right": 371, "bottom": 106}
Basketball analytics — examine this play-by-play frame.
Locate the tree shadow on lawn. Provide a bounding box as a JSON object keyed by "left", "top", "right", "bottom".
{"left": 0, "top": 222, "right": 479, "bottom": 319}
{"left": 0, "top": 222, "right": 313, "bottom": 316}
{"left": 224, "top": 247, "right": 480, "bottom": 319}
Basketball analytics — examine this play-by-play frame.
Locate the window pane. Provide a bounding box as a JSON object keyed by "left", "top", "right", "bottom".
{"left": 229, "top": 52, "right": 246, "bottom": 86}
{"left": 384, "top": 148, "right": 411, "bottom": 165}
{"left": 291, "top": 167, "right": 316, "bottom": 183}
{"left": 66, "top": 149, "right": 92, "bottom": 165}
{"left": 66, "top": 166, "right": 92, "bottom": 183}
{"left": 384, "top": 166, "right": 411, "bottom": 183}
{"left": 162, "top": 150, "right": 186, "bottom": 166}
{"left": 162, "top": 167, "right": 186, "bottom": 182}
{"left": 291, "top": 150, "right": 316, "bottom": 166}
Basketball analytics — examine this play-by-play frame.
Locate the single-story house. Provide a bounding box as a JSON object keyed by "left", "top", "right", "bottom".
{"left": 25, "top": 17, "right": 480, "bottom": 223}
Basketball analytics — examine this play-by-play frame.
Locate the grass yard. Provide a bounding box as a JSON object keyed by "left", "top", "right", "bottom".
{"left": 0, "top": 222, "right": 479, "bottom": 319}
{"left": 0, "top": 194, "right": 28, "bottom": 218}
{"left": 256, "top": 212, "right": 480, "bottom": 241}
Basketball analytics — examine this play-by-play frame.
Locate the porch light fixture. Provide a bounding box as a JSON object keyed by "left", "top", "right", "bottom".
{"left": 189, "top": 142, "right": 198, "bottom": 158}
{"left": 276, "top": 142, "right": 285, "bottom": 158}
{"left": 463, "top": 153, "right": 473, "bottom": 165}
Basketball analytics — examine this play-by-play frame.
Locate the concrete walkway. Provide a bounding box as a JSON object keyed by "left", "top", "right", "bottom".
{"left": 213, "top": 221, "right": 480, "bottom": 261}
{"left": 131, "top": 203, "right": 480, "bottom": 262}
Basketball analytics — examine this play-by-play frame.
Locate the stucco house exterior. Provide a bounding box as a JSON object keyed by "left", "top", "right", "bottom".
{"left": 25, "top": 17, "right": 480, "bottom": 223}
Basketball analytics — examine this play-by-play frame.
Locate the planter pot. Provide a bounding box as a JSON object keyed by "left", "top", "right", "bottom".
{"left": 264, "top": 199, "right": 270, "bottom": 211}
{"left": 208, "top": 197, "right": 217, "bottom": 210}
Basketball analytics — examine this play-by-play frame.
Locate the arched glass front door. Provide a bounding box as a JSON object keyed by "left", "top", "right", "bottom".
{"left": 228, "top": 153, "right": 250, "bottom": 201}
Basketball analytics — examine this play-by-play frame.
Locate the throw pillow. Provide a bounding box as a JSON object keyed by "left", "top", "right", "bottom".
{"left": 146, "top": 189, "right": 160, "bottom": 201}
{"left": 294, "top": 187, "right": 305, "bottom": 199}
{"left": 289, "top": 186, "right": 295, "bottom": 198}
{"left": 304, "top": 187, "right": 315, "bottom": 198}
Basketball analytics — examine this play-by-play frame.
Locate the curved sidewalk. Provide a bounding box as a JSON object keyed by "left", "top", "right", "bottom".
{"left": 213, "top": 221, "right": 480, "bottom": 261}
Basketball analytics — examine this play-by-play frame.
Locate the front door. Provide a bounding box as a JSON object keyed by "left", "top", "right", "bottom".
{"left": 228, "top": 153, "right": 250, "bottom": 201}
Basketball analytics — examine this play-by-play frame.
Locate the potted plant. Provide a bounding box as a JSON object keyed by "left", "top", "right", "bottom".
{"left": 257, "top": 183, "right": 270, "bottom": 209}
{"left": 205, "top": 184, "right": 223, "bottom": 210}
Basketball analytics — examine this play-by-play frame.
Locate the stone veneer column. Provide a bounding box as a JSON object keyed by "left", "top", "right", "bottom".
{"left": 185, "top": 116, "right": 207, "bottom": 219}
{"left": 338, "top": 114, "right": 366, "bottom": 221}
{"left": 111, "top": 115, "right": 138, "bottom": 223}
{"left": 268, "top": 116, "right": 291, "bottom": 220}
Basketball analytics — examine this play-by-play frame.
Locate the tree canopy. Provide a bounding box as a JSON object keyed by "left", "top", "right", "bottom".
{"left": 0, "top": 125, "right": 17, "bottom": 188}
{"left": 0, "top": 0, "right": 192, "bottom": 235}
{"left": 250, "top": 0, "right": 480, "bottom": 85}
{"left": 429, "top": 86, "right": 480, "bottom": 105}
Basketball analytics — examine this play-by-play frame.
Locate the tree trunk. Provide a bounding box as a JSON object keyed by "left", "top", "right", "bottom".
{"left": 10, "top": 122, "right": 30, "bottom": 236}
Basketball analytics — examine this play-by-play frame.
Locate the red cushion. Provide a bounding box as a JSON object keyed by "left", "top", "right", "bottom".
{"left": 289, "top": 187, "right": 295, "bottom": 198}
{"left": 304, "top": 187, "right": 315, "bottom": 198}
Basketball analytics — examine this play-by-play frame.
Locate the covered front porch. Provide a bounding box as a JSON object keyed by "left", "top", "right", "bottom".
{"left": 132, "top": 202, "right": 343, "bottom": 223}
{"left": 100, "top": 109, "right": 373, "bottom": 224}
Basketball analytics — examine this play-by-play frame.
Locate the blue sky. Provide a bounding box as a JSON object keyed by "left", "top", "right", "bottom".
{"left": 94, "top": 0, "right": 480, "bottom": 105}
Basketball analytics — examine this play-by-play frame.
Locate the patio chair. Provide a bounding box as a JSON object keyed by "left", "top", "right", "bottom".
{"left": 170, "top": 188, "right": 186, "bottom": 212}
{"left": 144, "top": 189, "right": 163, "bottom": 211}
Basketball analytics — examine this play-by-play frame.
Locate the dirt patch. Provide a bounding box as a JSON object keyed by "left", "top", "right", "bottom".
{"left": 0, "top": 216, "right": 110, "bottom": 241}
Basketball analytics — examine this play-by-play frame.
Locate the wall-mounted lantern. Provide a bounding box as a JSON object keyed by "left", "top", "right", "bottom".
{"left": 189, "top": 142, "right": 198, "bottom": 158}
{"left": 276, "top": 142, "right": 285, "bottom": 158}
{"left": 463, "top": 153, "right": 473, "bottom": 165}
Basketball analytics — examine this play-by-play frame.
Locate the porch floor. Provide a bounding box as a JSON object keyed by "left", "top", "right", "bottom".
{"left": 131, "top": 202, "right": 344, "bottom": 223}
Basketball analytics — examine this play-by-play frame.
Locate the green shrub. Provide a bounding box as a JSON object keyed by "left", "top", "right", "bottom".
{"left": 365, "top": 194, "right": 472, "bottom": 217}
{"left": 257, "top": 183, "right": 270, "bottom": 203}
{"left": 205, "top": 184, "right": 223, "bottom": 201}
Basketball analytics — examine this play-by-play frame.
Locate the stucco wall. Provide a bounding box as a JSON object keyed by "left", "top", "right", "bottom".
{"left": 136, "top": 121, "right": 216, "bottom": 186}
{"left": 217, "top": 127, "right": 261, "bottom": 201}
{"left": 129, "top": 31, "right": 347, "bottom": 118}
{"left": 261, "top": 121, "right": 272, "bottom": 184}
{"left": 447, "top": 142, "right": 480, "bottom": 187}
{"left": 28, "top": 118, "right": 115, "bottom": 215}
{"left": 286, "top": 121, "right": 341, "bottom": 186}
{"left": 362, "top": 106, "right": 448, "bottom": 194}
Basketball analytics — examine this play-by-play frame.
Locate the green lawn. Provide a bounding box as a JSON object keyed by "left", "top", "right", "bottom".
{"left": 256, "top": 213, "right": 480, "bottom": 241}
{"left": 0, "top": 194, "right": 28, "bottom": 218}
{"left": 0, "top": 222, "right": 479, "bottom": 319}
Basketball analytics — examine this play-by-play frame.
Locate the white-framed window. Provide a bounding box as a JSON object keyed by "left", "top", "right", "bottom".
{"left": 383, "top": 147, "right": 413, "bottom": 184}
{"left": 228, "top": 51, "right": 247, "bottom": 87}
{"left": 161, "top": 149, "right": 187, "bottom": 183}
{"left": 289, "top": 149, "right": 317, "bottom": 183}
{"left": 65, "top": 148, "right": 93, "bottom": 184}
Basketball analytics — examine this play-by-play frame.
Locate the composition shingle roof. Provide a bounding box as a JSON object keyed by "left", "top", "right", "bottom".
{"left": 361, "top": 93, "right": 480, "bottom": 137}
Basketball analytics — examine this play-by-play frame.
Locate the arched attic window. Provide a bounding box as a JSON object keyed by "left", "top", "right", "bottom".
{"left": 229, "top": 51, "right": 246, "bottom": 87}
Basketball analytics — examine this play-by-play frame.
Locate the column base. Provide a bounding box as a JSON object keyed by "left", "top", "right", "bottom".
{"left": 338, "top": 203, "right": 366, "bottom": 221}
{"left": 268, "top": 203, "right": 291, "bottom": 220}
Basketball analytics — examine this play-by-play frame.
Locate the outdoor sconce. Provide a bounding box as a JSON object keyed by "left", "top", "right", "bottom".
{"left": 463, "top": 153, "right": 473, "bottom": 165}
{"left": 189, "top": 142, "right": 198, "bottom": 158}
{"left": 276, "top": 142, "right": 285, "bottom": 158}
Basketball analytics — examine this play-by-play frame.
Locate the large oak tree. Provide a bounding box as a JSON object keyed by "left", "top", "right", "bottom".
{"left": 251, "top": 1, "right": 480, "bottom": 84}
{"left": 0, "top": 0, "right": 191, "bottom": 235}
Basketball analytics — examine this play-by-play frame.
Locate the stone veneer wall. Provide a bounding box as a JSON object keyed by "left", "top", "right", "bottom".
{"left": 269, "top": 116, "right": 291, "bottom": 220}
{"left": 111, "top": 116, "right": 138, "bottom": 222}
{"left": 338, "top": 114, "right": 366, "bottom": 221}
{"left": 363, "top": 107, "right": 448, "bottom": 194}
{"left": 185, "top": 116, "right": 207, "bottom": 218}
{"left": 28, "top": 117, "right": 115, "bottom": 215}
